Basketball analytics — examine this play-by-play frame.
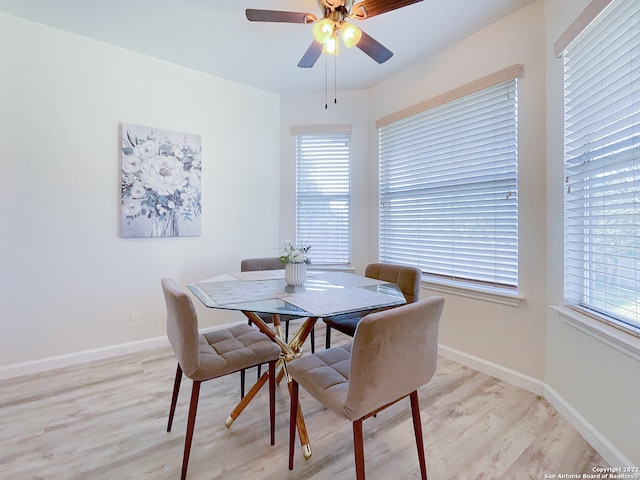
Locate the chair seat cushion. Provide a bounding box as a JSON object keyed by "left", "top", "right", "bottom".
{"left": 287, "top": 343, "right": 352, "bottom": 418}
{"left": 254, "top": 312, "right": 302, "bottom": 324}
{"left": 322, "top": 312, "right": 366, "bottom": 337}
{"left": 189, "top": 324, "right": 281, "bottom": 381}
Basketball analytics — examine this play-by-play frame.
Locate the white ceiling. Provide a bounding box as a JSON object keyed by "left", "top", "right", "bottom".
{"left": 0, "top": 0, "right": 535, "bottom": 95}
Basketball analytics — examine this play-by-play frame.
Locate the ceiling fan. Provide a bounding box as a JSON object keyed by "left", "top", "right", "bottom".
{"left": 246, "top": 0, "right": 424, "bottom": 68}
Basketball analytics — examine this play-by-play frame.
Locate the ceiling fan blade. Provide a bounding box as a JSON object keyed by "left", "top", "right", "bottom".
{"left": 357, "top": 30, "right": 393, "bottom": 63}
{"left": 350, "top": 0, "right": 423, "bottom": 19}
{"left": 246, "top": 9, "right": 317, "bottom": 24}
{"left": 298, "top": 40, "right": 324, "bottom": 68}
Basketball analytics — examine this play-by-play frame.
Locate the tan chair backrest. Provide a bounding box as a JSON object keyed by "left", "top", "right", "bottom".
{"left": 364, "top": 263, "right": 422, "bottom": 303}
{"left": 343, "top": 296, "right": 444, "bottom": 420}
{"left": 161, "top": 278, "right": 201, "bottom": 378}
{"left": 241, "top": 257, "right": 285, "bottom": 272}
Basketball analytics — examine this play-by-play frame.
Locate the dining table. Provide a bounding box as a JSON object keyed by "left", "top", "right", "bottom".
{"left": 187, "top": 269, "right": 406, "bottom": 460}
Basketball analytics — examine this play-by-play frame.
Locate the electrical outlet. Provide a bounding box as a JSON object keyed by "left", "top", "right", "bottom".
{"left": 131, "top": 311, "right": 141, "bottom": 327}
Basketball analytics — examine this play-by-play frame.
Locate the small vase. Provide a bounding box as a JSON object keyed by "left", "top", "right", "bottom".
{"left": 285, "top": 262, "right": 307, "bottom": 286}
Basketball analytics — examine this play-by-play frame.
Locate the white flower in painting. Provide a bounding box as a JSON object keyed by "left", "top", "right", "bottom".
{"left": 134, "top": 139, "right": 160, "bottom": 160}
{"left": 123, "top": 198, "right": 142, "bottom": 217}
{"left": 122, "top": 155, "right": 142, "bottom": 174}
{"left": 140, "top": 155, "right": 186, "bottom": 195}
{"left": 187, "top": 169, "right": 201, "bottom": 189}
{"left": 129, "top": 181, "right": 146, "bottom": 199}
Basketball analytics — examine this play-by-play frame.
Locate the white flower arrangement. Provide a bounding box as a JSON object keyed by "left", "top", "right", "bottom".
{"left": 278, "top": 240, "right": 311, "bottom": 264}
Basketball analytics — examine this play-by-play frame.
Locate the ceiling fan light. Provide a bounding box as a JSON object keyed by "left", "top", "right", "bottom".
{"left": 340, "top": 23, "right": 362, "bottom": 48}
{"left": 323, "top": 35, "right": 339, "bottom": 55}
{"left": 313, "top": 19, "right": 334, "bottom": 44}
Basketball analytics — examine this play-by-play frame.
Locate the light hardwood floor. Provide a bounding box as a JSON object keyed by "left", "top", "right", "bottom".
{"left": 1, "top": 322, "right": 606, "bottom": 480}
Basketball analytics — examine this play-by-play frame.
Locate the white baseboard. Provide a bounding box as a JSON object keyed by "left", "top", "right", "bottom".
{"left": 438, "top": 344, "right": 634, "bottom": 468}
{"left": 0, "top": 336, "right": 168, "bottom": 381}
{"left": 0, "top": 323, "right": 236, "bottom": 381}
{"left": 438, "top": 344, "right": 545, "bottom": 395}
{"left": 543, "top": 384, "right": 635, "bottom": 468}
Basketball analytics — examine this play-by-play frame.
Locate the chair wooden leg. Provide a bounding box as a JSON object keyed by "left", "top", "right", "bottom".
{"left": 181, "top": 381, "right": 201, "bottom": 480}
{"left": 310, "top": 328, "right": 315, "bottom": 354}
{"left": 167, "top": 364, "right": 182, "bottom": 432}
{"left": 288, "top": 380, "right": 299, "bottom": 470}
{"left": 285, "top": 320, "right": 289, "bottom": 342}
{"left": 353, "top": 418, "right": 366, "bottom": 480}
{"left": 325, "top": 325, "right": 332, "bottom": 349}
{"left": 269, "top": 360, "right": 276, "bottom": 446}
{"left": 240, "top": 369, "right": 245, "bottom": 399}
{"left": 410, "top": 390, "right": 428, "bottom": 480}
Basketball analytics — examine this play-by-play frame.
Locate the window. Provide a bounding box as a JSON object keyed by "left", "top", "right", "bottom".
{"left": 294, "top": 127, "right": 351, "bottom": 265}
{"left": 378, "top": 72, "right": 519, "bottom": 291}
{"left": 562, "top": 0, "right": 640, "bottom": 335}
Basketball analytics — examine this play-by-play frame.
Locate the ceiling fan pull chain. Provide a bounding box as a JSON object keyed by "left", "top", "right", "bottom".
{"left": 334, "top": 51, "right": 338, "bottom": 105}
{"left": 325, "top": 54, "right": 328, "bottom": 109}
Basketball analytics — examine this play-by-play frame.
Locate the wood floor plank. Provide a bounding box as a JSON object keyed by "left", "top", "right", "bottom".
{"left": 0, "top": 324, "right": 607, "bottom": 479}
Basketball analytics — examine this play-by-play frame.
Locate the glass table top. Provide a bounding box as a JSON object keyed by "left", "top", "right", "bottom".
{"left": 187, "top": 270, "right": 406, "bottom": 317}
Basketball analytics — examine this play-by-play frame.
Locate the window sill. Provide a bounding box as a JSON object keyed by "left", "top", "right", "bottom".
{"left": 421, "top": 278, "right": 525, "bottom": 307}
{"left": 309, "top": 265, "right": 355, "bottom": 272}
{"left": 550, "top": 305, "right": 640, "bottom": 362}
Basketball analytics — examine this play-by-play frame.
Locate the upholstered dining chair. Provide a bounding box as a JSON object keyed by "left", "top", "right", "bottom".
{"left": 161, "top": 278, "right": 281, "bottom": 480}
{"left": 288, "top": 296, "right": 444, "bottom": 480}
{"left": 323, "top": 262, "right": 422, "bottom": 348}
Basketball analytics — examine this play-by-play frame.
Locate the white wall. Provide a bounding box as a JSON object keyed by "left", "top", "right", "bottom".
{"left": 280, "top": 90, "right": 371, "bottom": 271}
{"left": 0, "top": 13, "right": 281, "bottom": 369}
{"left": 544, "top": 0, "right": 640, "bottom": 466}
{"left": 368, "top": 1, "right": 548, "bottom": 381}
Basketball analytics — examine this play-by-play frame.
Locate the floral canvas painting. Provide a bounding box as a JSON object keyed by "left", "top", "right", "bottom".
{"left": 121, "top": 123, "right": 202, "bottom": 238}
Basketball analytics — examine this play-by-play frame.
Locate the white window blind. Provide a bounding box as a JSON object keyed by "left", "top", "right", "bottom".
{"left": 563, "top": 0, "right": 640, "bottom": 335}
{"left": 296, "top": 131, "right": 351, "bottom": 265}
{"left": 379, "top": 80, "right": 519, "bottom": 290}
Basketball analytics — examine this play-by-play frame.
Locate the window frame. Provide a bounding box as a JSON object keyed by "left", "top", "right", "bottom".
{"left": 377, "top": 68, "right": 522, "bottom": 300}
{"left": 559, "top": 0, "right": 640, "bottom": 337}
{"left": 293, "top": 125, "right": 352, "bottom": 267}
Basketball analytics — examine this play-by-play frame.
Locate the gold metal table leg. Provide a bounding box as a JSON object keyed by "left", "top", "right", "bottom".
{"left": 303, "top": 444, "right": 312, "bottom": 460}
{"left": 225, "top": 370, "right": 269, "bottom": 427}
{"left": 227, "top": 312, "right": 318, "bottom": 459}
{"left": 282, "top": 360, "right": 313, "bottom": 460}
{"left": 287, "top": 316, "right": 318, "bottom": 459}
